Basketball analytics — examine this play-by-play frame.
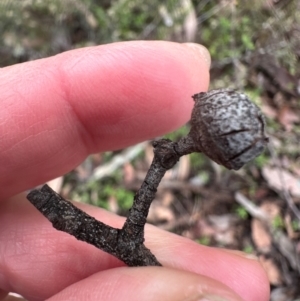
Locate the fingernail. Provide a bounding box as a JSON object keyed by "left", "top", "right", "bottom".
{"left": 223, "top": 249, "right": 258, "bottom": 261}
{"left": 198, "top": 296, "right": 232, "bottom": 301}
{"left": 184, "top": 288, "right": 238, "bottom": 301}
{"left": 184, "top": 43, "right": 211, "bottom": 68}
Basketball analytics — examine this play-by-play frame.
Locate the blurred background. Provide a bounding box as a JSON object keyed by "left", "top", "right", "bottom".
{"left": 2, "top": 0, "right": 300, "bottom": 300}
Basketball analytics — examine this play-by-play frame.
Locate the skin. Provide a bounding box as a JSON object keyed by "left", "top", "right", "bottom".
{"left": 0, "top": 41, "right": 270, "bottom": 301}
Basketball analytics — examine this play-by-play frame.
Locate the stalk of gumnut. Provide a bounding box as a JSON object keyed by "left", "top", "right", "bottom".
{"left": 27, "top": 89, "right": 269, "bottom": 267}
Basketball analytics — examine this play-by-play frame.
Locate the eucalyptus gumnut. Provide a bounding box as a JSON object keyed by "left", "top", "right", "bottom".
{"left": 188, "top": 89, "right": 269, "bottom": 170}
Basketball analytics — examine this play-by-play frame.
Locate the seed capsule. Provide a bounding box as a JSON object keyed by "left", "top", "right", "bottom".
{"left": 189, "top": 89, "right": 268, "bottom": 170}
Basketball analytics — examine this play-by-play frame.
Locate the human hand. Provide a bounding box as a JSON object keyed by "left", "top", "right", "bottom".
{"left": 0, "top": 41, "right": 269, "bottom": 301}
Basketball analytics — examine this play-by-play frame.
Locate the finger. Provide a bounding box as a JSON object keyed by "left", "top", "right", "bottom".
{"left": 48, "top": 267, "right": 243, "bottom": 301}
{"left": 0, "top": 194, "right": 270, "bottom": 301}
{"left": 0, "top": 41, "right": 210, "bottom": 199}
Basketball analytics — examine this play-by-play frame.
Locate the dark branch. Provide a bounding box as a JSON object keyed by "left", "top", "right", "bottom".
{"left": 26, "top": 89, "right": 268, "bottom": 267}
{"left": 27, "top": 139, "right": 193, "bottom": 267}
{"left": 27, "top": 184, "right": 161, "bottom": 266}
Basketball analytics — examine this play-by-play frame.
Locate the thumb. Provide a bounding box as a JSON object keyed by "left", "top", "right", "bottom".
{"left": 48, "top": 267, "right": 242, "bottom": 301}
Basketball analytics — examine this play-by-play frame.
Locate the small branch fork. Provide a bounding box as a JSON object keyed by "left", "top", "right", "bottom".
{"left": 27, "top": 138, "right": 196, "bottom": 267}
{"left": 27, "top": 89, "right": 268, "bottom": 267}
